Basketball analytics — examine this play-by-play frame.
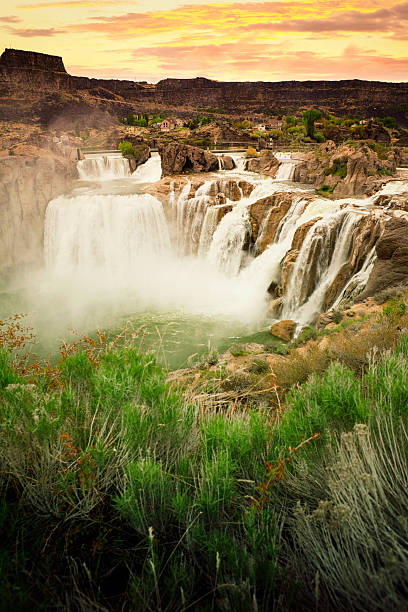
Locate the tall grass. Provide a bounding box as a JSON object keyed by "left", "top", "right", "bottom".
{"left": 1, "top": 316, "right": 408, "bottom": 609}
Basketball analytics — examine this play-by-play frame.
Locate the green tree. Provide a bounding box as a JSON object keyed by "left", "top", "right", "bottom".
{"left": 302, "top": 109, "right": 322, "bottom": 138}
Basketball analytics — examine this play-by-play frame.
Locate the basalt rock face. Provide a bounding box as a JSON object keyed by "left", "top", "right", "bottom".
{"left": 0, "top": 48, "right": 66, "bottom": 72}
{"left": 360, "top": 215, "right": 408, "bottom": 298}
{"left": 245, "top": 151, "right": 279, "bottom": 177}
{"left": 249, "top": 192, "right": 295, "bottom": 254}
{"left": 293, "top": 141, "right": 398, "bottom": 197}
{"left": 159, "top": 143, "right": 219, "bottom": 176}
{"left": 0, "top": 147, "right": 77, "bottom": 278}
{"left": 2, "top": 49, "right": 408, "bottom": 124}
{"left": 324, "top": 213, "right": 385, "bottom": 308}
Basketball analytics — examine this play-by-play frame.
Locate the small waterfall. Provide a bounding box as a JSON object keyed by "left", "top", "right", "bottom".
{"left": 45, "top": 193, "right": 170, "bottom": 271}
{"left": 175, "top": 181, "right": 217, "bottom": 255}
{"left": 274, "top": 197, "right": 310, "bottom": 244}
{"left": 281, "top": 209, "right": 364, "bottom": 324}
{"left": 207, "top": 202, "right": 251, "bottom": 276}
{"left": 131, "top": 154, "right": 162, "bottom": 183}
{"left": 275, "top": 152, "right": 296, "bottom": 181}
{"left": 199, "top": 206, "right": 222, "bottom": 256}
{"left": 332, "top": 246, "right": 377, "bottom": 308}
{"left": 78, "top": 155, "right": 130, "bottom": 180}
{"left": 275, "top": 162, "right": 296, "bottom": 181}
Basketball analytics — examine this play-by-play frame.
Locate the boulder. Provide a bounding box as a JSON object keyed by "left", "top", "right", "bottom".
{"left": 270, "top": 320, "right": 297, "bottom": 341}
{"left": 158, "top": 142, "right": 219, "bottom": 176}
{"left": 245, "top": 150, "right": 279, "bottom": 177}
{"left": 218, "top": 155, "right": 236, "bottom": 170}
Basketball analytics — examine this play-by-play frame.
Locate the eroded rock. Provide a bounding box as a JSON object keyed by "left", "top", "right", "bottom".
{"left": 245, "top": 151, "right": 279, "bottom": 177}
{"left": 270, "top": 320, "right": 297, "bottom": 341}
{"left": 159, "top": 142, "right": 219, "bottom": 176}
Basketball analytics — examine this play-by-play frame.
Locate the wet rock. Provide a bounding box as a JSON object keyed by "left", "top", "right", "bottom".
{"left": 324, "top": 213, "right": 385, "bottom": 308}
{"left": 361, "top": 216, "right": 408, "bottom": 298}
{"left": 249, "top": 192, "right": 294, "bottom": 254}
{"left": 0, "top": 148, "right": 77, "bottom": 275}
{"left": 270, "top": 320, "right": 297, "bottom": 341}
{"left": 239, "top": 180, "right": 255, "bottom": 198}
{"left": 267, "top": 297, "right": 283, "bottom": 317}
{"left": 245, "top": 151, "right": 279, "bottom": 177}
{"left": 218, "top": 155, "right": 236, "bottom": 170}
{"left": 372, "top": 193, "right": 408, "bottom": 212}
{"left": 158, "top": 142, "right": 219, "bottom": 176}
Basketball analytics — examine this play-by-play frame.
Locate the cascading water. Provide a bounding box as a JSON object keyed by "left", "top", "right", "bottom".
{"left": 78, "top": 155, "right": 131, "bottom": 180}
{"left": 332, "top": 246, "right": 377, "bottom": 308}
{"left": 40, "top": 150, "right": 408, "bottom": 351}
{"left": 275, "top": 152, "right": 296, "bottom": 181}
{"left": 45, "top": 193, "right": 170, "bottom": 272}
{"left": 207, "top": 202, "right": 251, "bottom": 276}
{"left": 131, "top": 155, "right": 162, "bottom": 183}
{"left": 281, "top": 209, "right": 364, "bottom": 324}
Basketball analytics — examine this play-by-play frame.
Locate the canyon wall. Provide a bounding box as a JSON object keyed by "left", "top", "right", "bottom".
{"left": 0, "top": 147, "right": 77, "bottom": 280}
{"left": 1, "top": 49, "right": 408, "bottom": 123}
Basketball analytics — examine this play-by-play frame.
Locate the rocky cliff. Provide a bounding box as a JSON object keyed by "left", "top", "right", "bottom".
{"left": 293, "top": 141, "right": 399, "bottom": 197}
{"left": 1, "top": 49, "right": 408, "bottom": 124}
{"left": 0, "top": 146, "right": 77, "bottom": 280}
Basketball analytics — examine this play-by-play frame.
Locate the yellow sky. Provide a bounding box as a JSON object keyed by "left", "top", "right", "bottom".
{"left": 0, "top": 1, "right": 407, "bottom": 81}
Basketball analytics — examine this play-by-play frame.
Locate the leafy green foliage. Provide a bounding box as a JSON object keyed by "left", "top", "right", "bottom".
{"left": 302, "top": 109, "right": 322, "bottom": 138}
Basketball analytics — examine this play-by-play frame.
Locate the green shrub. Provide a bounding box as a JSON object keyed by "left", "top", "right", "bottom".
{"left": 249, "top": 358, "right": 270, "bottom": 374}
{"left": 316, "top": 184, "right": 334, "bottom": 196}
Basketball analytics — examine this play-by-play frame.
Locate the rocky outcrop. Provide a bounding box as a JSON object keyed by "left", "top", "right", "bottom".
{"left": 118, "top": 138, "right": 150, "bottom": 172}
{"left": 360, "top": 215, "right": 408, "bottom": 298}
{"left": 218, "top": 155, "right": 236, "bottom": 170}
{"left": 0, "top": 147, "right": 77, "bottom": 278}
{"left": 249, "top": 192, "right": 298, "bottom": 253}
{"left": 372, "top": 193, "right": 408, "bottom": 211}
{"left": 0, "top": 48, "right": 66, "bottom": 73}
{"left": 293, "top": 141, "right": 398, "bottom": 197}
{"left": 158, "top": 143, "right": 219, "bottom": 176}
{"left": 324, "top": 213, "right": 385, "bottom": 308}
{"left": 245, "top": 151, "right": 279, "bottom": 177}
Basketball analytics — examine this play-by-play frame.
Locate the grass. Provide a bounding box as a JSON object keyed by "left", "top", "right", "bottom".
{"left": 1, "top": 307, "right": 408, "bottom": 610}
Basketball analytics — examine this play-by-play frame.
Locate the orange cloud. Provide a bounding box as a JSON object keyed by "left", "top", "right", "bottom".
{"left": 130, "top": 41, "right": 408, "bottom": 80}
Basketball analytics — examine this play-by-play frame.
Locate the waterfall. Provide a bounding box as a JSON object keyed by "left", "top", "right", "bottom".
{"left": 131, "top": 155, "right": 162, "bottom": 183}
{"left": 275, "top": 152, "right": 296, "bottom": 181}
{"left": 199, "top": 206, "right": 222, "bottom": 256}
{"left": 332, "top": 246, "right": 377, "bottom": 308}
{"left": 45, "top": 193, "right": 170, "bottom": 272}
{"left": 78, "top": 155, "right": 130, "bottom": 180}
{"left": 207, "top": 202, "right": 251, "bottom": 276}
{"left": 275, "top": 162, "right": 296, "bottom": 181}
{"left": 174, "top": 181, "right": 217, "bottom": 255}
{"left": 281, "top": 209, "right": 364, "bottom": 325}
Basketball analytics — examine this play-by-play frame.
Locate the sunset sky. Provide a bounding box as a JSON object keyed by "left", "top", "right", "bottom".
{"left": 0, "top": 1, "right": 407, "bottom": 82}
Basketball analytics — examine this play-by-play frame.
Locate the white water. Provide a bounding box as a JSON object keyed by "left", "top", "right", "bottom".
{"left": 41, "top": 153, "right": 408, "bottom": 339}
{"left": 281, "top": 210, "right": 364, "bottom": 324}
{"left": 78, "top": 154, "right": 131, "bottom": 180}
{"left": 332, "top": 246, "right": 377, "bottom": 308}
{"left": 131, "top": 154, "right": 162, "bottom": 183}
